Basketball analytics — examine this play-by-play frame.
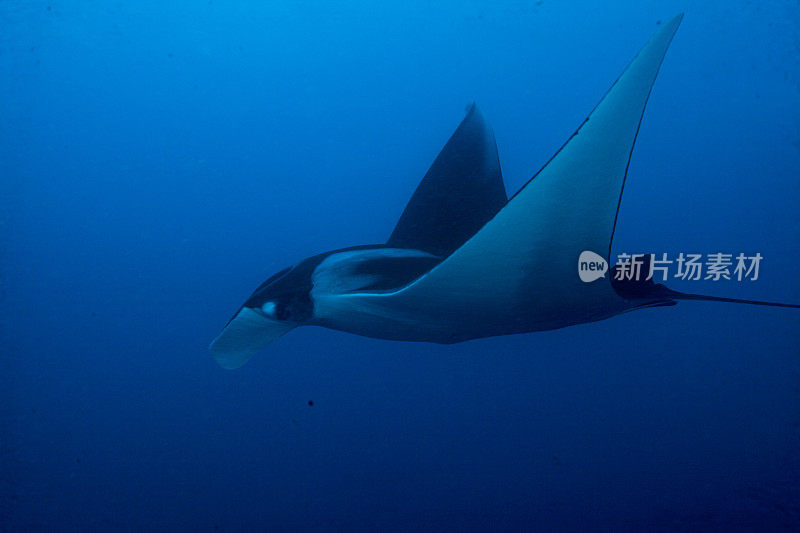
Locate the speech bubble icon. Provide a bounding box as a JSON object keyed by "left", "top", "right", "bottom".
{"left": 578, "top": 251, "right": 609, "bottom": 283}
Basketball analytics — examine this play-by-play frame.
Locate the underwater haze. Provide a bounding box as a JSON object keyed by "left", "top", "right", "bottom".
{"left": 2, "top": 1, "right": 800, "bottom": 531}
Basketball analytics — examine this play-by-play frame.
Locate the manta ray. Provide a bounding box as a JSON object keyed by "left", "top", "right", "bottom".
{"left": 210, "top": 14, "right": 798, "bottom": 369}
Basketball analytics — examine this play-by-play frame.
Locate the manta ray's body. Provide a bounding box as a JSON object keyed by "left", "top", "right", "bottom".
{"left": 210, "top": 15, "right": 798, "bottom": 369}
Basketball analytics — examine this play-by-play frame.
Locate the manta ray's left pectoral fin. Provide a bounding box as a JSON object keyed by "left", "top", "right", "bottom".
{"left": 387, "top": 104, "right": 507, "bottom": 257}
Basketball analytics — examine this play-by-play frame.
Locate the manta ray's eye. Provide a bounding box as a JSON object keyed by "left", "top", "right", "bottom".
{"left": 262, "top": 299, "right": 298, "bottom": 321}
{"left": 261, "top": 292, "right": 312, "bottom": 322}
{"left": 261, "top": 301, "right": 278, "bottom": 319}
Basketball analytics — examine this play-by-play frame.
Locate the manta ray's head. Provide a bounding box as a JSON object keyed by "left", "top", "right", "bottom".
{"left": 210, "top": 246, "right": 442, "bottom": 369}
{"left": 209, "top": 258, "right": 320, "bottom": 369}
{"left": 242, "top": 263, "right": 315, "bottom": 323}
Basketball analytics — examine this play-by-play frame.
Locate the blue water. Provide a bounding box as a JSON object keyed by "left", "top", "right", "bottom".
{"left": 2, "top": 1, "right": 799, "bottom": 530}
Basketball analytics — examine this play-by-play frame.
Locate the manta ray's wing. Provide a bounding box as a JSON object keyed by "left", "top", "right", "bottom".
{"left": 367, "top": 15, "right": 684, "bottom": 338}
{"left": 387, "top": 104, "right": 507, "bottom": 256}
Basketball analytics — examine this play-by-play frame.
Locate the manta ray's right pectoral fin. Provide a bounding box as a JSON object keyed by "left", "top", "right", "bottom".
{"left": 365, "top": 15, "right": 685, "bottom": 331}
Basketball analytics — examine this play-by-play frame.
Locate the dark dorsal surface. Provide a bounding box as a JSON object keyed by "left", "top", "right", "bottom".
{"left": 387, "top": 104, "right": 507, "bottom": 257}
{"left": 236, "top": 245, "right": 442, "bottom": 324}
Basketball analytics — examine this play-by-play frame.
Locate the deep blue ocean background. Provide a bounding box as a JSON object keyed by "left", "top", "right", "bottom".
{"left": 2, "top": 1, "right": 799, "bottom": 530}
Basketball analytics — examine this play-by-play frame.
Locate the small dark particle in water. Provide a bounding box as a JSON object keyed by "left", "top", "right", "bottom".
{"left": 47, "top": 6, "right": 51, "bottom": 11}
{"left": 168, "top": 52, "right": 174, "bottom": 59}
{"left": 656, "top": 20, "right": 662, "bottom": 25}
{"left": 76, "top": 458, "right": 81, "bottom": 464}
{"left": 308, "top": 400, "right": 314, "bottom": 407}
{"left": 536, "top": 1, "right": 543, "bottom": 6}
{"left": 91, "top": 312, "right": 97, "bottom": 317}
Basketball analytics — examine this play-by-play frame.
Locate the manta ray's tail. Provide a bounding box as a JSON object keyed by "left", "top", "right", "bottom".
{"left": 659, "top": 290, "right": 800, "bottom": 309}
{"left": 611, "top": 256, "right": 800, "bottom": 309}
